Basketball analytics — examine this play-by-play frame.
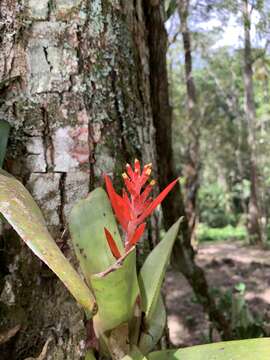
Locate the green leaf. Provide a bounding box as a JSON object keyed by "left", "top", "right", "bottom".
{"left": 69, "top": 187, "right": 139, "bottom": 336}
{"left": 69, "top": 188, "right": 124, "bottom": 284}
{"left": 84, "top": 350, "right": 97, "bottom": 360}
{"left": 138, "top": 218, "right": 181, "bottom": 322}
{"left": 138, "top": 295, "right": 166, "bottom": 354}
{"left": 121, "top": 346, "right": 147, "bottom": 360}
{"left": 0, "top": 172, "right": 95, "bottom": 316}
{"left": 235, "top": 282, "right": 246, "bottom": 293}
{"left": 0, "top": 120, "right": 10, "bottom": 168}
{"left": 91, "top": 250, "right": 139, "bottom": 333}
{"left": 148, "top": 338, "right": 270, "bottom": 360}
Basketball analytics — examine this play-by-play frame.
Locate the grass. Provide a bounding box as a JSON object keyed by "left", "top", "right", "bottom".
{"left": 197, "top": 224, "right": 247, "bottom": 242}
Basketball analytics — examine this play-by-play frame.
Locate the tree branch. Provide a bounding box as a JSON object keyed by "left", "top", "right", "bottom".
{"left": 166, "top": 0, "right": 178, "bottom": 20}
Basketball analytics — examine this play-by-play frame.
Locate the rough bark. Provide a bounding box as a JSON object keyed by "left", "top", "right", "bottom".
{"left": 0, "top": 1, "right": 155, "bottom": 359}
{"left": 242, "top": 0, "right": 262, "bottom": 244}
{"left": 178, "top": 0, "right": 200, "bottom": 245}
{"left": 143, "top": 0, "right": 232, "bottom": 340}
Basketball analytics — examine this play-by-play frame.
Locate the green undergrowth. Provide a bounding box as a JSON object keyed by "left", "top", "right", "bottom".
{"left": 197, "top": 224, "right": 247, "bottom": 242}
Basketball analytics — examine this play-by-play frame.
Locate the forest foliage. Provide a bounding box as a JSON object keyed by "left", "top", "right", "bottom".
{"left": 167, "top": 0, "right": 270, "bottom": 243}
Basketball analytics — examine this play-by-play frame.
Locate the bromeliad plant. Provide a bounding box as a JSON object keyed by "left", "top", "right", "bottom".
{"left": 67, "top": 160, "right": 180, "bottom": 356}
{"left": 0, "top": 160, "right": 270, "bottom": 360}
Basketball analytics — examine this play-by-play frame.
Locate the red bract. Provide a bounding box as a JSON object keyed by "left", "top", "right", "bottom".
{"left": 104, "top": 159, "right": 178, "bottom": 259}
{"left": 104, "top": 228, "right": 122, "bottom": 259}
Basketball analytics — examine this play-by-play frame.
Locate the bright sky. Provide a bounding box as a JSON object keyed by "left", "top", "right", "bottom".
{"left": 166, "top": 7, "right": 265, "bottom": 51}
{"left": 205, "top": 9, "right": 263, "bottom": 49}
{"left": 202, "top": 16, "right": 243, "bottom": 49}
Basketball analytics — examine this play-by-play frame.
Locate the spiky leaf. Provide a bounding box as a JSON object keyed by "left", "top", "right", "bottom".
{"left": 148, "top": 338, "right": 270, "bottom": 360}
{"left": 139, "top": 295, "right": 166, "bottom": 354}
{"left": 69, "top": 187, "right": 139, "bottom": 336}
{"left": 92, "top": 250, "right": 139, "bottom": 333}
{"left": 0, "top": 172, "right": 95, "bottom": 316}
{"left": 121, "top": 346, "right": 147, "bottom": 360}
{"left": 69, "top": 188, "right": 124, "bottom": 284}
{"left": 138, "top": 218, "right": 181, "bottom": 322}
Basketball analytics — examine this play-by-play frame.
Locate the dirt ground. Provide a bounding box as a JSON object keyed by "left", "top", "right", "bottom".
{"left": 164, "top": 241, "right": 270, "bottom": 346}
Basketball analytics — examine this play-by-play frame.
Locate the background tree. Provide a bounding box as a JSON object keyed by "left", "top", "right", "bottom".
{"left": 145, "top": 0, "right": 231, "bottom": 339}
{"left": 178, "top": 0, "right": 200, "bottom": 245}
{"left": 242, "top": 0, "right": 262, "bottom": 243}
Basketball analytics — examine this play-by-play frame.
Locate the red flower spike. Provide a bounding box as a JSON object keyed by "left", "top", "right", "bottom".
{"left": 134, "top": 159, "right": 141, "bottom": 174}
{"left": 141, "top": 164, "right": 152, "bottom": 178}
{"left": 126, "top": 164, "right": 134, "bottom": 179}
{"left": 104, "top": 175, "right": 130, "bottom": 230}
{"left": 140, "top": 182, "right": 154, "bottom": 203}
{"left": 122, "top": 189, "right": 131, "bottom": 207}
{"left": 104, "top": 160, "right": 178, "bottom": 257}
{"left": 126, "top": 222, "right": 146, "bottom": 251}
{"left": 137, "top": 178, "right": 179, "bottom": 223}
{"left": 123, "top": 177, "right": 137, "bottom": 197}
{"left": 104, "top": 228, "right": 122, "bottom": 259}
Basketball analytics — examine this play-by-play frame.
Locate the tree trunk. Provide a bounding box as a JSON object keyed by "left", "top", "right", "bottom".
{"left": 242, "top": 0, "right": 262, "bottom": 244}
{"left": 178, "top": 0, "right": 200, "bottom": 245}
{"left": 143, "top": 0, "right": 232, "bottom": 340}
{"left": 0, "top": 1, "right": 155, "bottom": 359}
